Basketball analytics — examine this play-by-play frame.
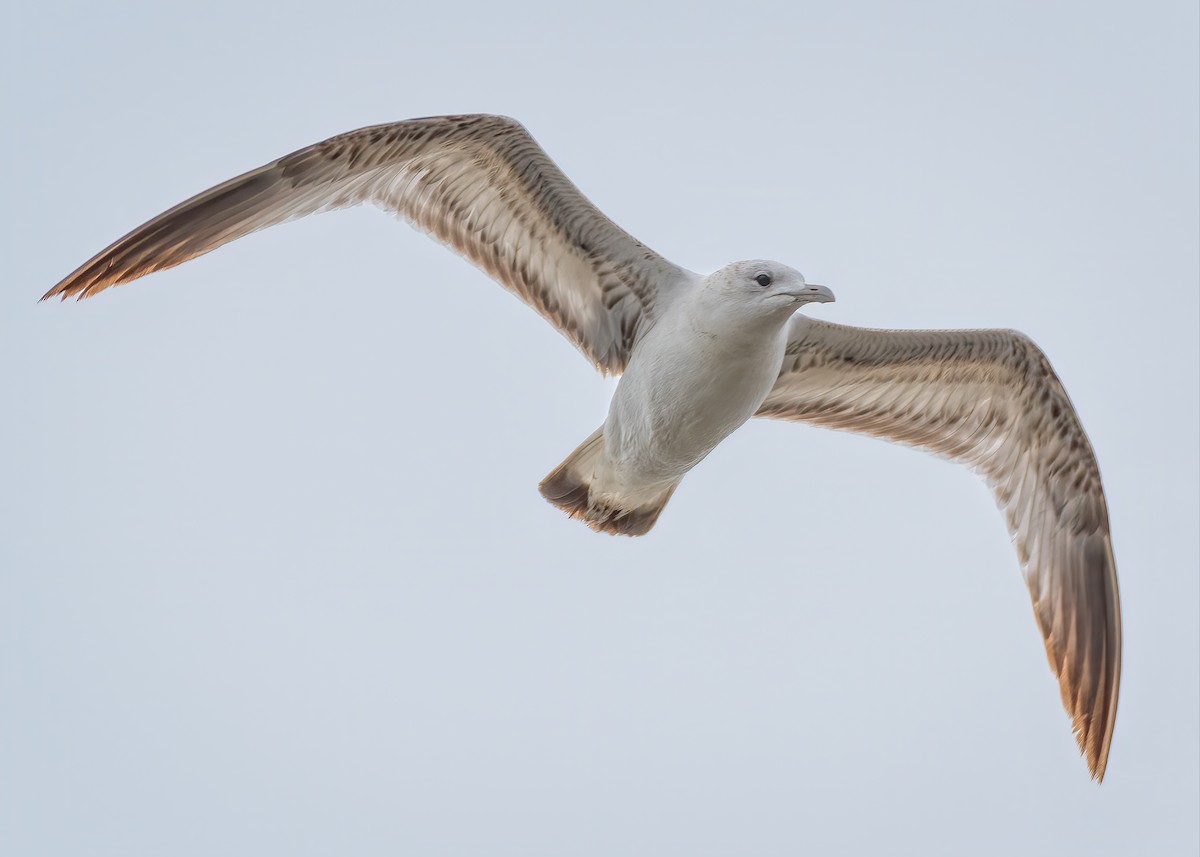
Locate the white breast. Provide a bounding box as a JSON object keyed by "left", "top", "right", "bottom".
{"left": 603, "top": 305, "right": 790, "bottom": 483}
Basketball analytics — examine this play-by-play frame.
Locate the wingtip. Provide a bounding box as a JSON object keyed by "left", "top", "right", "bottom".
{"left": 39, "top": 285, "right": 73, "bottom": 303}
{"left": 1073, "top": 716, "right": 1111, "bottom": 782}
{"left": 40, "top": 272, "right": 87, "bottom": 302}
{"left": 41, "top": 274, "right": 109, "bottom": 303}
{"left": 1087, "top": 740, "right": 1110, "bottom": 783}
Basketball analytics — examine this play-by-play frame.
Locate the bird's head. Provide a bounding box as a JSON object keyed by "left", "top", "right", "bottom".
{"left": 702, "top": 260, "right": 835, "bottom": 324}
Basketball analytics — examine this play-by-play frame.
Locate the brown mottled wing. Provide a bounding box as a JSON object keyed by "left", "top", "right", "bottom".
{"left": 759, "top": 316, "right": 1121, "bottom": 780}
{"left": 42, "top": 114, "right": 688, "bottom": 374}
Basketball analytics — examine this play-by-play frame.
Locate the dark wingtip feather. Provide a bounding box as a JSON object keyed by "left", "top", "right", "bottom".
{"left": 39, "top": 164, "right": 284, "bottom": 305}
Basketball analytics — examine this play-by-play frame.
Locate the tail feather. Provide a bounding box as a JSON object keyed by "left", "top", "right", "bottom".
{"left": 539, "top": 427, "right": 677, "bottom": 537}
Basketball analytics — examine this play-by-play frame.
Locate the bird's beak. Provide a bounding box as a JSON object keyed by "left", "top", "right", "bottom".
{"left": 794, "top": 284, "right": 835, "bottom": 304}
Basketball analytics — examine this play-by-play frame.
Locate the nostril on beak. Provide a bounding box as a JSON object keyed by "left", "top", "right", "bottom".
{"left": 802, "top": 284, "right": 836, "bottom": 304}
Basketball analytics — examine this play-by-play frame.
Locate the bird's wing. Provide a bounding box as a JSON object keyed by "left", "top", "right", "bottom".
{"left": 758, "top": 316, "right": 1121, "bottom": 780}
{"left": 43, "top": 114, "right": 689, "bottom": 374}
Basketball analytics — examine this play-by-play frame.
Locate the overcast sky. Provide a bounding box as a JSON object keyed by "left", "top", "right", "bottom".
{"left": 3, "top": 1, "right": 1197, "bottom": 854}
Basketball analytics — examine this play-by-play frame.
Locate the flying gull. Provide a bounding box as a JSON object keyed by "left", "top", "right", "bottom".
{"left": 43, "top": 113, "right": 1121, "bottom": 780}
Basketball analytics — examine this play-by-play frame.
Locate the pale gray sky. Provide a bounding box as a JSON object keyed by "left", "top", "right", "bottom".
{"left": 3, "top": 1, "right": 1197, "bottom": 854}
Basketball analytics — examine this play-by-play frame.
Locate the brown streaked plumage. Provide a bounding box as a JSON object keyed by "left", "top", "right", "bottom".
{"left": 759, "top": 316, "right": 1120, "bottom": 779}
{"left": 42, "top": 114, "right": 685, "bottom": 375}
{"left": 43, "top": 113, "right": 1120, "bottom": 780}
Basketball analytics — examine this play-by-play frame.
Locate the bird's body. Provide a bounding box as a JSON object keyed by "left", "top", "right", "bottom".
{"left": 43, "top": 113, "right": 1121, "bottom": 780}
{"left": 543, "top": 262, "right": 830, "bottom": 535}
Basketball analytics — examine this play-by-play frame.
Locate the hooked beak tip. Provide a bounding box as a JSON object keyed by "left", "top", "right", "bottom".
{"left": 803, "top": 284, "right": 835, "bottom": 304}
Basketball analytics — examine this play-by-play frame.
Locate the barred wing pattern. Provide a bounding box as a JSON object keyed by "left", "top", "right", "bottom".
{"left": 758, "top": 316, "right": 1121, "bottom": 780}
{"left": 42, "top": 114, "right": 687, "bottom": 373}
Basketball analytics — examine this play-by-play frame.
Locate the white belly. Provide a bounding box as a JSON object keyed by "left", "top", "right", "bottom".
{"left": 601, "top": 317, "right": 788, "bottom": 489}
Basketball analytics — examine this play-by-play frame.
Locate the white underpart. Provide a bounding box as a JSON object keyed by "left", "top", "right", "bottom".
{"left": 593, "top": 276, "right": 790, "bottom": 507}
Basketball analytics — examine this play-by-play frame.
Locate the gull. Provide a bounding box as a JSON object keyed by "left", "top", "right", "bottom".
{"left": 43, "top": 113, "right": 1120, "bottom": 780}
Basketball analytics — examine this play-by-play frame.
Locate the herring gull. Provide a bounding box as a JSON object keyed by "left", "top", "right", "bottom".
{"left": 42, "top": 113, "right": 1120, "bottom": 780}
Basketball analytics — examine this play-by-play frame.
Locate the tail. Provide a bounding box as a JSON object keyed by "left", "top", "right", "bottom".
{"left": 538, "top": 427, "right": 678, "bottom": 537}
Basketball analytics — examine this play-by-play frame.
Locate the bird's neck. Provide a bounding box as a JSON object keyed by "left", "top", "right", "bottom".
{"left": 683, "top": 290, "right": 794, "bottom": 349}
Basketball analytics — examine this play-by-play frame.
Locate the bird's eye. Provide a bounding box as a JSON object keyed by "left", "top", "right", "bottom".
{"left": 755, "top": 273, "right": 772, "bottom": 287}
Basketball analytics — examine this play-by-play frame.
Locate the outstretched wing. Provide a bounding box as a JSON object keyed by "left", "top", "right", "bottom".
{"left": 759, "top": 316, "right": 1121, "bottom": 780}
{"left": 43, "top": 114, "right": 689, "bottom": 374}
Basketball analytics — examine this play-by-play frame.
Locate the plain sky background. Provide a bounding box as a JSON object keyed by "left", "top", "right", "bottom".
{"left": 3, "top": 1, "right": 1197, "bottom": 854}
